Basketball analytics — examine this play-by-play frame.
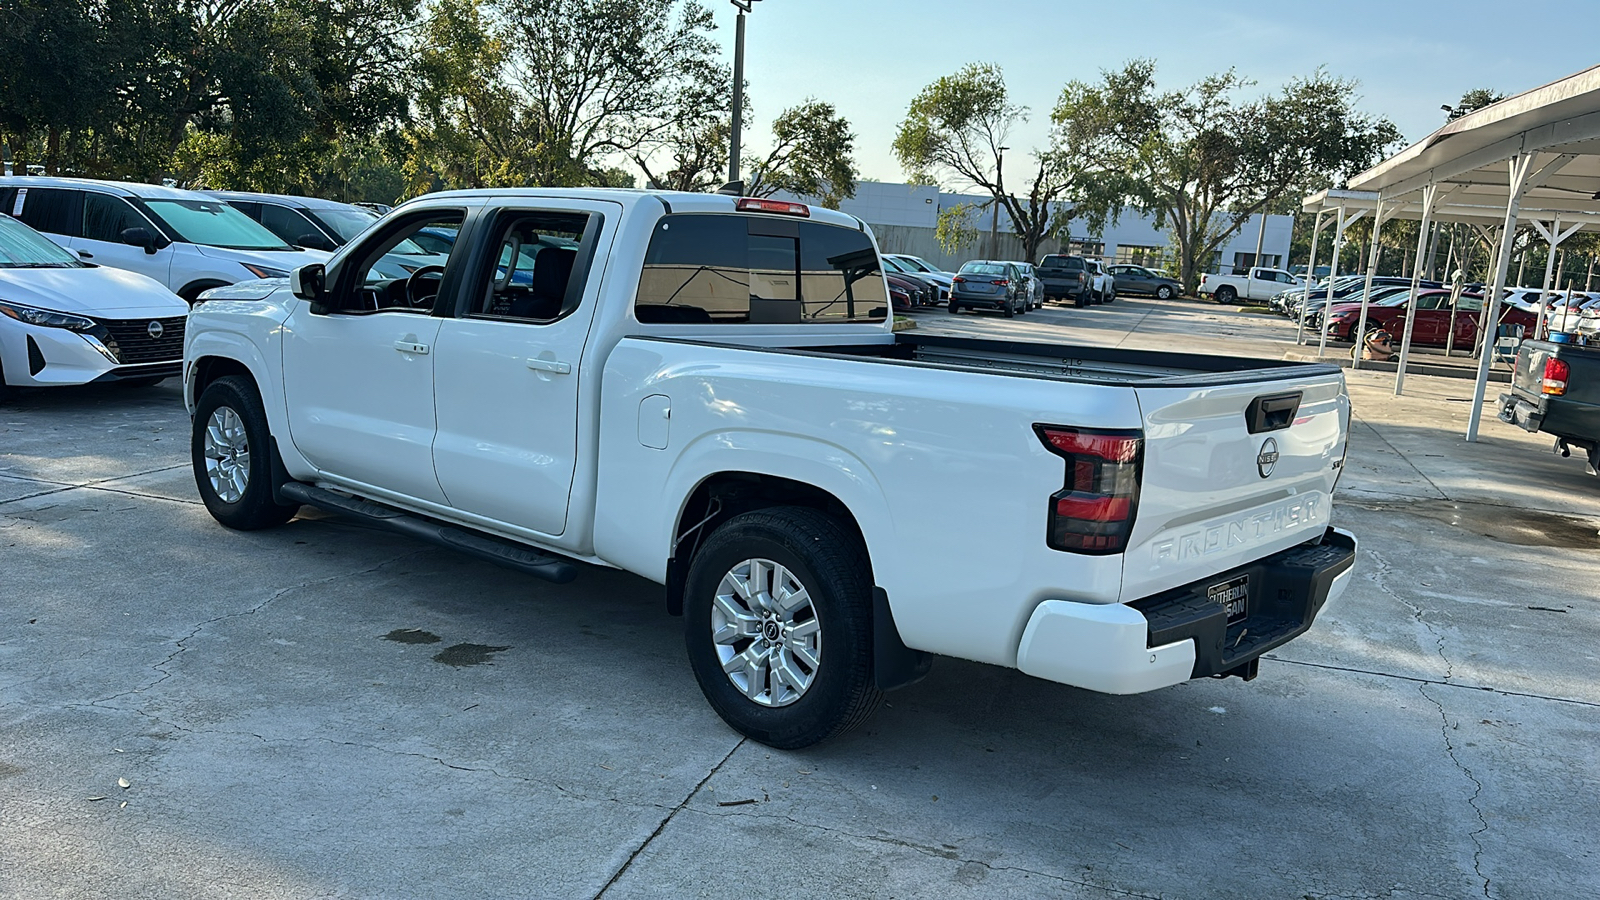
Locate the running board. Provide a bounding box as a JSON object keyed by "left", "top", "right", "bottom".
{"left": 278, "top": 482, "right": 579, "bottom": 584}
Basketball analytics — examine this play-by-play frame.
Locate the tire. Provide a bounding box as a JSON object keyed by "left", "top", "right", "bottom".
{"left": 1103, "top": 290, "right": 1115, "bottom": 304}
{"left": 1216, "top": 286, "right": 1237, "bottom": 304}
{"left": 1075, "top": 293, "right": 1087, "bottom": 309}
{"left": 1156, "top": 285, "right": 1175, "bottom": 300}
{"left": 948, "top": 300, "right": 961, "bottom": 314}
{"left": 683, "top": 507, "right": 882, "bottom": 749}
{"left": 191, "top": 375, "right": 299, "bottom": 530}
{"left": 1003, "top": 298, "right": 1016, "bottom": 318}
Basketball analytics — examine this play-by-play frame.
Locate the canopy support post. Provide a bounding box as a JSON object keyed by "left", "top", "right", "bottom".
{"left": 1394, "top": 183, "right": 1440, "bottom": 395}
{"left": 1350, "top": 197, "right": 1389, "bottom": 370}
{"left": 1467, "top": 153, "right": 1536, "bottom": 442}
{"left": 1294, "top": 209, "right": 1326, "bottom": 345}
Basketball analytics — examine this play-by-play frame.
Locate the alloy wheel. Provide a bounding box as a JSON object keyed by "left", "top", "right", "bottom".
{"left": 711, "top": 558, "right": 822, "bottom": 707}
{"left": 203, "top": 406, "right": 251, "bottom": 503}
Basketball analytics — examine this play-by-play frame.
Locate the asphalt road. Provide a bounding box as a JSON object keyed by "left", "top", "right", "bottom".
{"left": 2, "top": 299, "right": 1596, "bottom": 899}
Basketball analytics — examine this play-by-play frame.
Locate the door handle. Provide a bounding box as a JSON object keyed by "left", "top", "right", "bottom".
{"left": 526, "top": 358, "right": 572, "bottom": 375}
{"left": 393, "top": 340, "right": 430, "bottom": 355}
{"left": 77, "top": 250, "right": 94, "bottom": 259}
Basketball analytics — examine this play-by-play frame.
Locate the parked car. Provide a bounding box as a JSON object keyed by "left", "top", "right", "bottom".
{"left": 0, "top": 177, "right": 331, "bottom": 302}
{"left": 1198, "top": 267, "right": 1301, "bottom": 303}
{"left": 950, "top": 260, "right": 1027, "bottom": 316}
{"left": 1011, "top": 262, "right": 1044, "bottom": 309}
{"left": 1289, "top": 276, "right": 1443, "bottom": 321}
{"left": 0, "top": 213, "right": 188, "bottom": 398}
{"left": 1086, "top": 260, "right": 1116, "bottom": 303}
{"left": 204, "top": 191, "right": 382, "bottom": 251}
{"left": 182, "top": 187, "right": 1356, "bottom": 748}
{"left": 1108, "top": 264, "right": 1181, "bottom": 300}
{"left": 1036, "top": 254, "right": 1093, "bottom": 307}
{"left": 885, "top": 271, "right": 932, "bottom": 309}
{"left": 1324, "top": 290, "right": 1536, "bottom": 348}
{"left": 1302, "top": 284, "right": 1413, "bottom": 331}
{"left": 883, "top": 253, "right": 954, "bottom": 299}
{"left": 882, "top": 255, "right": 946, "bottom": 303}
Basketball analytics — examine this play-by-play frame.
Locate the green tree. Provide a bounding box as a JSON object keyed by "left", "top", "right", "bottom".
{"left": 1053, "top": 61, "right": 1401, "bottom": 291}
{"left": 934, "top": 203, "right": 980, "bottom": 255}
{"left": 892, "top": 63, "right": 1074, "bottom": 263}
{"left": 746, "top": 100, "right": 858, "bottom": 207}
{"left": 1446, "top": 88, "right": 1507, "bottom": 121}
{"left": 409, "top": 0, "right": 723, "bottom": 190}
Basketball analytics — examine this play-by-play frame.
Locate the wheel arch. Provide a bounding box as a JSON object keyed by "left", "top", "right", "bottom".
{"left": 661, "top": 466, "right": 929, "bottom": 692}
{"left": 178, "top": 279, "right": 232, "bottom": 303}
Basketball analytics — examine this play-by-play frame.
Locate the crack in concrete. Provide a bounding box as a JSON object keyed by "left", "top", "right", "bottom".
{"left": 592, "top": 738, "right": 746, "bottom": 899}
{"left": 90, "top": 552, "right": 414, "bottom": 709}
{"left": 1262, "top": 656, "right": 1600, "bottom": 709}
{"left": 685, "top": 806, "right": 1167, "bottom": 898}
{"left": 1367, "top": 549, "right": 1493, "bottom": 899}
{"left": 0, "top": 463, "right": 188, "bottom": 508}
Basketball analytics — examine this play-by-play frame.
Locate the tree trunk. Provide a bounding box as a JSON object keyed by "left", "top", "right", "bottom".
{"left": 46, "top": 126, "right": 60, "bottom": 176}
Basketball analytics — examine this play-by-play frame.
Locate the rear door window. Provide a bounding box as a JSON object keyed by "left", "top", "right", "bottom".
{"left": 13, "top": 188, "right": 84, "bottom": 237}
{"left": 259, "top": 204, "right": 321, "bottom": 245}
{"left": 636, "top": 214, "right": 887, "bottom": 324}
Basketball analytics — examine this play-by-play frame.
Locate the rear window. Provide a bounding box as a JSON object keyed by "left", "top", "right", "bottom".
{"left": 636, "top": 214, "right": 887, "bottom": 324}
{"left": 959, "top": 262, "right": 1009, "bottom": 277}
{"left": 1040, "top": 255, "right": 1084, "bottom": 270}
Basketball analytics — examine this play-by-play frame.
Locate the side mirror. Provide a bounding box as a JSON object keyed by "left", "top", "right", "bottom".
{"left": 120, "top": 226, "right": 162, "bottom": 255}
{"left": 290, "top": 263, "right": 328, "bottom": 308}
{"left": 295, "top": 232, "right": 336, "bottom": 252}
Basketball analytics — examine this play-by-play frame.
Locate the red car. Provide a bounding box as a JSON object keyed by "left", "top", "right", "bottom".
{"left": 1323, "top": 290, "right": 1535, "bottom": 347}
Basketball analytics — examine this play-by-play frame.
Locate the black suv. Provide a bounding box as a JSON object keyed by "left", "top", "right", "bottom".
{"left": 1037, "top": 254, "right": 1092, "bottom": 307}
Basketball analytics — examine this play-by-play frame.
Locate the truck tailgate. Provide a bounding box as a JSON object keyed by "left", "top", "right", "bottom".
{"left": 1121, "top": 372, "right": 1348, "bottom": 601}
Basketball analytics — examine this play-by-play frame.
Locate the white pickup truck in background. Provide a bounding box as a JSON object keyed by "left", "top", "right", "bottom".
{"left": 183, "top": 188, "right": 1357, "bottom": 748}
{"left": 1199, "top": 267, "right": 1303, "bottom": 304}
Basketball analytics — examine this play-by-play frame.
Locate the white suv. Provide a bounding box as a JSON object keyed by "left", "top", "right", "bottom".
{"left": 0, "top": 177, "right": 331, "bottom": 302}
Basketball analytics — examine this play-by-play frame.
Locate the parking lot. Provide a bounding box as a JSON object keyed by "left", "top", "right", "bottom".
{"left": 3, "top": 295, "right": 1597, "bottom": 899}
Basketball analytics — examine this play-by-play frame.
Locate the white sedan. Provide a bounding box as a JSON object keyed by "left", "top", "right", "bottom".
{"left": 0, "top": 214, "right": 189, "bottom": 399}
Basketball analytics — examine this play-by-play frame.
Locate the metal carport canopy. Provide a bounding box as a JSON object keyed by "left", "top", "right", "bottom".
{"left": 1341, "top": 64, "right": 1600, "bottom": 441}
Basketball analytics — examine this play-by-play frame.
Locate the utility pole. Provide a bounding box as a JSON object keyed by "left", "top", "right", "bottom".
{"left": 727, "top": 0, "right": 761, "bottom": 188}
{"left": 1253, "top": 211, "right": 1267, "bottom": 269}
{"left": 988, "top": 146, "right": 1008, "bottom": 259}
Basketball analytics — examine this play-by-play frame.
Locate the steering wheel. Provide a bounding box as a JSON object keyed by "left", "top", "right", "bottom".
{"left": 406, "top": 265, "right": 446, "bottom": 309}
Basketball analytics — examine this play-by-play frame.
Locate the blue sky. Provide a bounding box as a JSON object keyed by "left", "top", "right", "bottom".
{"left": 704, "top": 0, "right": 1595, "bottom": 189}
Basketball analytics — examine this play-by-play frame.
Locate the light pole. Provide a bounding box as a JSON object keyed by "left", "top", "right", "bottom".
{"left": 727, "top": 0, "right": 761, "bottom": 189}
{"left": 989, "top": 146, "right": 1008, "bottom": 258}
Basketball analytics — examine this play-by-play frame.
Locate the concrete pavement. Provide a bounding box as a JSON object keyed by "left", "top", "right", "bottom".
{"left": 2, "top": 303, "right": 1596, "bottom": 899}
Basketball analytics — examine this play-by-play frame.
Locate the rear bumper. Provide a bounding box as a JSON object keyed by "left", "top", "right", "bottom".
{"left": 1016, "top": 527, "right": 1357, "bottom": 694}
{"left": 1499, "top": 392, "right": 1544, "bottom": 432}
{"left": 951, "top": 292, "right": 1010, "bottom": 309}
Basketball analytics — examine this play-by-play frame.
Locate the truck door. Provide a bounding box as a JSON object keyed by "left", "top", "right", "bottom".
{"left": 429, "top": 201, "right": 618, "bottom": 537}
{"left": 280, "top": 207, "right": 472, "bottom": 505}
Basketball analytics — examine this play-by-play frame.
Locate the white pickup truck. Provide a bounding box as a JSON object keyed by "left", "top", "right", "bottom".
{"left": 1198, "top": 267, "right": 1302, "bottom": 304}
{"left": 183, "top": 188, "right": 1356, "bottom": 748}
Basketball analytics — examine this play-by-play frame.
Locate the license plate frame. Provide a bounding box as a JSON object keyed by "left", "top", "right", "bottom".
{"left": 1207, "top": 575, "right": 1250, "bottom": 625}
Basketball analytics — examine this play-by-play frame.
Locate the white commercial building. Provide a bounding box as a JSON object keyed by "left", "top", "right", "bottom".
{"left": 798, "top": 181, "right": 1293, "bottom": 273}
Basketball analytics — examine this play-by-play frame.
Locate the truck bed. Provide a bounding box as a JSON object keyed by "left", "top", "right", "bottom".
{"left": 732, "top": 332, "right": 1342, "bottom": 387}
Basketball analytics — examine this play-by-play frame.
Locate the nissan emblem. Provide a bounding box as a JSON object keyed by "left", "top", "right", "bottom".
{"left": 147, "top": 320, "right": 164, "bottom": 339}
{"left": 1257, "top": 437, "right": 1280, "bottom": 478}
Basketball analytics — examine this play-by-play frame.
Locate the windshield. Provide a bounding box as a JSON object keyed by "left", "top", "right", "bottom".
{"left": 0, "top": 215, "right": 82, "bottom": 268}
{"left": 309, "top": 207, "right": 381, "bottom": 243}
{"left": 143, "top": 199, "right": 293, "bottom": 250}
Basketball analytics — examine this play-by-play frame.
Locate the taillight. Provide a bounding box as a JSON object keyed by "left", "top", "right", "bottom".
{"left": 991, "top": 279, "right": 1009, "bottom": 286}
{"left": 1543, "top": 357, "right": 1570, "bottom": 395}
{"left": 952, "top": 275, "right": 966, "bottom": 284}
{"left": 1201, "top": 274, "right": 1208, "bottom": 285}
{"left": 1036, "top": 425, "right": 1142, "bottom": 554}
